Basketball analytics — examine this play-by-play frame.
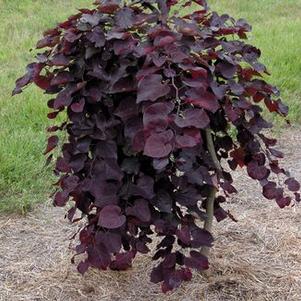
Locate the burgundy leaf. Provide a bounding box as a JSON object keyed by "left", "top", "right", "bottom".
{"left": 144, "top": 130, "right": 174, "bottom": 158}
{"left": 126, "top": 199, "right": 151, "bottom": 222}
{"left": 247, "top": 161, "right": 269, "bottom": 180}
{"left": 174, "top": 108, "right": 209, "bottom": 129}
{"left": 185, "top": 89, "right": 219, "bottom": 113}
{"left": 143, "top": 102, "right": 174, "bottom": 132}
{"left": 71, "top": 98, "right": 85, "bottom": 112}
{"left": 276, "top": 196, "right": 291, "bottom": 209}
{"left": 285, "top": 178, "right": 300, "bottom": 192}
{"left": 110, "top": 250, "right": 136, "bottom": 270}
{"left": 98, "top": 205, "right": 126, "bottom": 229}
{"left": 44, "top": 135, "right": 59, "bottom": 154}
{"left": 95, "top": 232, "right": 122, "bottom": 254}
{"left": 86, "top": 27, "right": 106, "bottom": 48}
{"left": 216, "top": 61, "right": 237, "bottom": 79}
{"left": 184, "top": 251, "right": 209, "bottom": 271}
{"left": 98, "top": 0, "right": 121, "bottom": 14}
{"left": 137, "top": 75, "right": 170, "bottom": 103}
{"left": 191, "top": 228, "right": 213, "bottom": 248}
{"left": 176, "top": 225, "right": 191, "bottom": 245}
{"left": 51, "top": 71, "right": 74, "bottom": 86}
{"left": 54, "top": 191, "right": 69, "bottom": 207}
{"left": 115, "top": 7, "right": 134, "bottom": 28}
{"left": 263, "top": 182, "right": 283, "bottom": 200}
{"left": 77, "top": 260, "right": 89, "bottom": 275}
{"left": 50, "top": 54, "right": 69, "bottom": 66}
{"left": 175, "top": 128, "right": 202, "bottom": 148}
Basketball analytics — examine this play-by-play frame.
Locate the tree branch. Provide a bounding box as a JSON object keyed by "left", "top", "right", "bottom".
{"left": 201, "top": 128, "right": 221, "bottom": 257}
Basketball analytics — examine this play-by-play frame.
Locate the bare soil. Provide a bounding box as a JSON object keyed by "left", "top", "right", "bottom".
{"left": 1, "top": 126, "right": 301, "bottom": 301}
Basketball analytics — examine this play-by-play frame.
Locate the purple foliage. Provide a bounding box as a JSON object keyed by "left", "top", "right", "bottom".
{"left": 14, "top": 0, "right": 300, "bottom": 293}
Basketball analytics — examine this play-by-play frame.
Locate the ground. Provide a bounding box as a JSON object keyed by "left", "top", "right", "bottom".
{"left": 1, "top": 127, "right": 300, "bottom": 301}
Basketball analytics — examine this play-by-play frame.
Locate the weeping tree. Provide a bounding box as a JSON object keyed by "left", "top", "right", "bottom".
{"left": 14, "top": 0, "right": 300, "bottom": 293}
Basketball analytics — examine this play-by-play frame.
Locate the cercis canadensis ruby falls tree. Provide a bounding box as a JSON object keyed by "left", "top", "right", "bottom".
{"left": 14, "top": 0, "right": 300, "bottom": 293}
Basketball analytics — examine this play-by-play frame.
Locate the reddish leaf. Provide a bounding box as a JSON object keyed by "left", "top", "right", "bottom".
{"left": 174, "top": 108, "right": 209, "bottom": 129}
{"left": 247, "top": 161, "right": 269, "bottom": 180}
{"left": 98, "top": 205, "right": 126, "bottom": 229}
{"left": 185, "top": 89, "right": 219, "bottom": 113}
{"left": 137, "top": 75, "right": 170, "bottom": 103}
{"left": 144, "top": 130, "right": 174, "bottom": 158}
{"left": 184, "top": 251, "right": 209, "bottom": 271}
{"left": 110, "top": 250, "right": 136, "bottom": 270}
{"left": 126, "top": 199, "right": 151, "bottom": 222}
{"left": 285, "top": 178, "right": 300, "bottom": 192}
{"left": 44, "top": 136, "right": 59, "bottom": 154}
{"left": 71, "top": 98, "right": 85, "bottom": 112}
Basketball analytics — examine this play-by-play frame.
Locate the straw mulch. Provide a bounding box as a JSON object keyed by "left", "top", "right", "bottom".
{"left": 1, "top": 126, "right": 301, "bottom": 301}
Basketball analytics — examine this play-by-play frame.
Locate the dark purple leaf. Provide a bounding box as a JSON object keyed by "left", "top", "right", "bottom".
{"left": 44, "top": 135, "right": 59, "bottom": 154}
{"left": 50, "top": 54, "right": 69, "bottom": 66}
{"left": 115, "top": 7, "right": 134, "bottom": 28}
{"left": 285, "top": 178, "right": 300, "bottom": 192}
{"left": 128, "top": 175, "right": 155, "bottom": 200}
{"left": 121, "top": 158, "right": 140, "bottom": 175}
{"left": 144, "top": 130, "right": 174, "bottom": 158}
{"left": 77, "top": 260, "right": 89, "bottom": 275}
{"left": 95, "top": 232, "right": 122, "bottom": 254}
{"left": 98, "top": 205, "right": 126, "bottom": 229}
{"left": 153, "top": 158, "right": 169, "bottom": 170}
{"left": 216, "top": 61, "right": 237, "bottom": 79}
{"left": 176, "top": 225, "right": 191, "bottom": 245}
{"left": 71, "top": 98, "right": 85, "bottom": 112}
{"left": 114, "top": 97, "right": 138, "bottom": 121}
{"left": 191, "top": 228, "right": 213, "bottom": 248}
{"left": 110, "top": 250, "right": 136, "bottom": 270}
{"left": 175, "top": 128, "right": 202, "bottom": 148}
{"left": 86, "top": 27, "right": 106, "bottom": 48}
{"left": 276, "top": 196, "right": 291, "bottom": 209}
{"left": 137, "top": 75, "right": 170, "bottom": 103}
{"left": 247, "top": 161, "right": 269, "bottom": 180}
{"left": 184, "top": 251, "right": 209, "bottom": 271}
{"left": 143, "top": 102, "right": 174, "bottom": 132}
{"left": 51, "top": 71, "right": 74, "bottom": 86}
{"left": 13, "top": 63, "right": 43, "bottom": 95}
{"left": 185, "top": 89, "right": 220, "bottom": 113}
{"left": 126, "top": 199, "right": 151, "bottom": 222}
{"left": 150, "top": 265, "right": 164, "bottom": 284}
{"left": 98, "top": 0, "right": 121, "bottom": 14}
{"left": 174, "top": 108, "right": 209, "bottom": 129}
{"left": 54, "top": 191, "right": 69, "bottom": 207}
{"left": 262, "top": 182, "right": 283, "bottom": 200}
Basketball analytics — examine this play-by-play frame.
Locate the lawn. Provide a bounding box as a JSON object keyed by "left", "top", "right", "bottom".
{"left": 0, "top": 0, "right": 300, "bottom": 213}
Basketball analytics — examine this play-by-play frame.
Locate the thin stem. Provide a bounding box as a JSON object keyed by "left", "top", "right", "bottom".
{"left": 201, "top": 128, "right": 221, "bottom": 257}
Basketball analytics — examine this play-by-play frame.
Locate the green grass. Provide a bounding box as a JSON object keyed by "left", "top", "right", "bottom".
{"left": 0, "top": 0, "right": 300, "bottom": 213}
